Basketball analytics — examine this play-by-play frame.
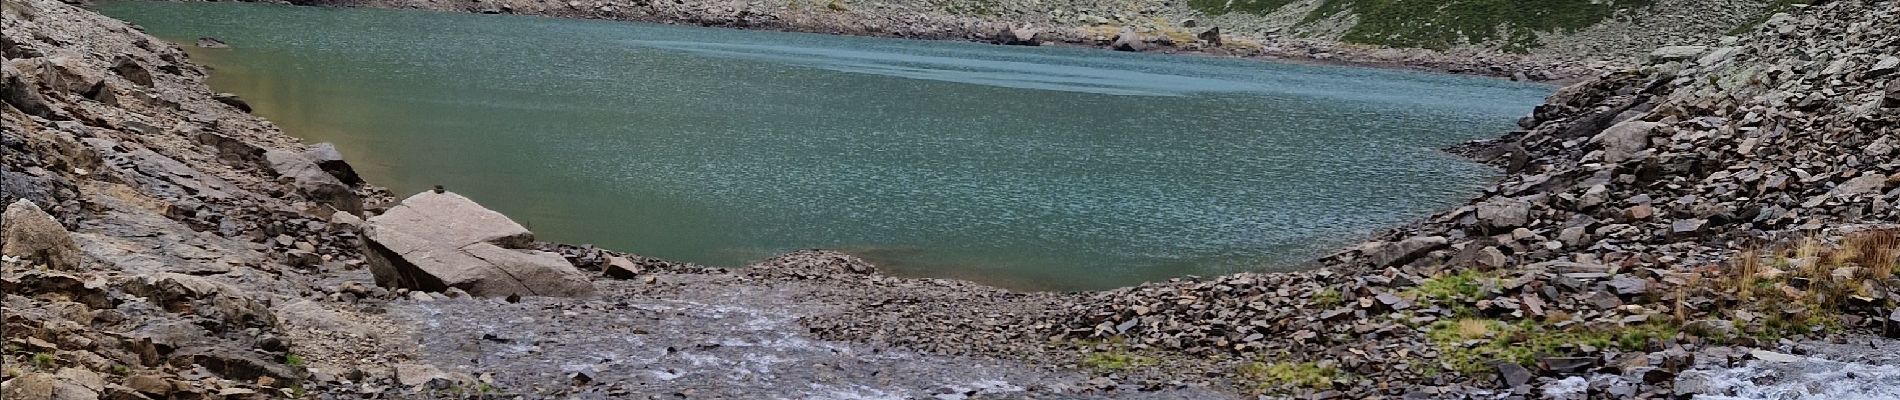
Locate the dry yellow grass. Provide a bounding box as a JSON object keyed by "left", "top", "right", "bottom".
{"left": 1454, "top": 318, "right": 1491, "bottom": 340}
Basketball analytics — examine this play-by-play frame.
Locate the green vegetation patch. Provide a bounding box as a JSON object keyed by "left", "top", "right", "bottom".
{"left": 1405, "top": 269, "right": 1497, "bottom": 316}
{"left": 1426, "top": 318, "right": 1677, "bottom": 375}
{"left": 1235, "top": 361, "right": 1341, "bottom": 390}
{"left": 1080, "top": 349, "right": 1158, "bottom": 370}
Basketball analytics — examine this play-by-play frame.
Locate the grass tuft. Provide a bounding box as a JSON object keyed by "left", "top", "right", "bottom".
{"left": 1235, "top": 361, "right": 1340, "bottom": 391}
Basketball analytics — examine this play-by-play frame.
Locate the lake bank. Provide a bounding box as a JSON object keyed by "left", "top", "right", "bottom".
{"left": 162, "top": 0, "right": 1634, "bottom": 83}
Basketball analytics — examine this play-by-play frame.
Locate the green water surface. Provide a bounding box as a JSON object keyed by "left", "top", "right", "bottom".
{"left": 98, "top": 1, "right": 1550, "bottom": 290}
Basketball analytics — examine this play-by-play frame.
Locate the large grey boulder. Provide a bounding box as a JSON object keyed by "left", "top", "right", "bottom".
{"left": 2, "top": 199, "right": 82, "bottom": 270}
{"left": 1111, "top": 27, "right": 1143, "bottom": 51}
{"left": 304, "top": 143, "right": 362, "bottom": 185}
{"left": 361, "top": 191, "right": 593, "bottom": 298}
{"left": 1475, "top": 197, "right": 1532, "bottom": 229}
{"left": 1369, "top": 236, "right": 1448, "bottom": 267}
{"left": 1592, "top": 120, "right": 1664, "bottom": 163}
{"left": 993, "top": 25, "right": 1041, "bottom": 46}
{"left": 264, "top": 150, "right": 361, "bottom": 215}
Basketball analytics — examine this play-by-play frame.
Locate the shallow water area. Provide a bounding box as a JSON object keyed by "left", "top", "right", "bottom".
{"left": 99, "top": 1, "right": 1550, "bottom": 290}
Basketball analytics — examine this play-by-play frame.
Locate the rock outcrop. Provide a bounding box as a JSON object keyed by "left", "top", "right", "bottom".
{"left": 1, "top": 199, "right": 81, "bottom": 270}
{"left": 362, "top": 191, "right": 594, "bottom": 297}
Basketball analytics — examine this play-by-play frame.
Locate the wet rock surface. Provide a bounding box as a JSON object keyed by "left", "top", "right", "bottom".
{"left": 389, "top": 276, "right": 1226, "bottom": 399}
{"left": 362, "top": 191, "right": 594, "bottom": 298}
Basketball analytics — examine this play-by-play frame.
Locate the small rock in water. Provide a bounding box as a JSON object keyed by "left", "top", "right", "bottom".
{"left": 196, "top": 37, "right": 230, "bottom": 48}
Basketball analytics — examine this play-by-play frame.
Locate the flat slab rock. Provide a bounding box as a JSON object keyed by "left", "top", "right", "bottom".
{"left": 362, "top": 191, "right": 593, "bottom": 298}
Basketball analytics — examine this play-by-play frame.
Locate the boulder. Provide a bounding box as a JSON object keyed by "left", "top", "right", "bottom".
{"left": 393, "top": 363, "right": 450, "bottom": 387}
{"left": 0, "top": 373, "right": 98, "bottom": 400}
{"left": 993, "top": 26, "right": 1041, "bottom": 46}
{"left": 1886, "top": 308, "right": 1900, "bottom": 338}
{"left": 110, "top": 56, "right": 154, "bottom": 87}
{"left": 304, "top": 142, "right": 362, "bottom": 184}
{"left": 211, "top": 93, "right": 251, "bottom": 113}
{"left": 1475, "top": 197, "right": 1532, "bottom": 229}
{"left": 1648, "top": 46, "right": 1708, "bottom": 62}
{"left": 1110, "top": 27, "right": 1142, "bottom": 51}
{"left": 603, "top": 256, "right": 642, "bottom": 279}
{"left": 1831, "top": 174, "right": 1890, "bottom": 196}
{"left": 195, "top": 37, "right": 229, "bottom": 48}
{"left": 1592, "top": 120, "right": 1663, "bottom": 163}
{"left": 1496, "top": 362, "right": 1532, "bottom": 387}
{"left": 1368, "top": 236, "right": 1448, "bottom": 267}
{"left": 2, "top": 199, "right": 82, "bottom": 270}
{"left": 1197, "top": 27, "right": 1221, "bottom": 47}
{"left": 264, "top": 150, "right": 362, "bottom": 215}
{"left": 362, "top": 191, "right": 594, "bottom": 298}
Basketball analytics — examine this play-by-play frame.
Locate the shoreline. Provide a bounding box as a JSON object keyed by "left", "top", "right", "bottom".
{"left": 175, "top": 0, "right": 1621, "bottom": 83}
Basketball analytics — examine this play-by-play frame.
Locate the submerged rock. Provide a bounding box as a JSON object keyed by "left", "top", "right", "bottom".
{"left": 361, "top": 191, "right": 594, "bottom": 297}
{"left": 195, "top": 37, "right": 229, "bottom": 48}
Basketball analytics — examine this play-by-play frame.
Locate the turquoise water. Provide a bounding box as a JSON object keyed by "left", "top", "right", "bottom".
{"left": 99, "top": 1, "right": 1549, "bottom": 291}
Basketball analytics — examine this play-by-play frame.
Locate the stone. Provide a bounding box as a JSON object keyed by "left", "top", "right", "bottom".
{"left": 1831, "top": 174, "right": 1890, "bottom": 196}
{"left": 330, "top": 212, "right": 365, "bottom": 228}
{"left": 1870, "top": 55, "right": 1900, "bottom": 78}
{"left": 195, "top": 37, "right": 229, "bottom": 48}
{"left": 1885, "top": 308, "right": 1900, "bottom": 338}
{"left": 1683, "top": 319, "right": 1735, "bottom": 338}
{"left": 0, "top": 373, "right": 98, "bottom": 400}
{"left": 1540, "top": 357, "right": 1593, "bottom": 373}
{"left": 109, "top": 56, "right": 153, "bottom": 87}
{"left": 362, "top": 191, "right": 594, "bottom": 298}
{"left": 1496, "top": 362, "right": 1532, "bottom": 387}
{"left": 1748, "top": 350, "right": 1801, "bottom": 363}
{"left": 1671, "top": 219, "right": 1706, "bottom": 235}
{"left": 1592, "top": 120, "right": 1663, "bottom": 163}
{"left": 1196, "top": 27, "right": 1221, "bottom": 47}
{"left": 304, "top": 143, "right": 362, "bottom": 185}
{"left": 52, "top": 368, "right": 102, "bottom": 393}
{"left": 2, "top": 199, "right": 82, "bottom": 270}
{"left": 1557, "top": 226, "right": 1588, "bottom": 247}
{"left": 394, "top": 363, "right": 448, "bottom": 387}
{"left": 211, "top": 93, "right": 250, "bottom": 112}
{"left": 264, "top": 150, "right": 362, "bottom": 215}
{"left": 1476, "top": 197, "right": 1533, "bottom": 229}
{"left": 1649, "top": 46, "right": 1709, "bottom": 62}
{"left": 1369, "top": 236, "right": 1448, "bottom": 267}
{"left": 1606, "top": 275, "right": 1648, "bottom": 296}
{"left": 994, "top": 26, "right": 1040, "bottom": 46}
{"left": 603, "top": 256, "right": 641, "bottom": 279}
{"left": 1110, "top": 27, "right": 1142, "bottom": 51}
{"left": 1626, "top": 204, "right": 1654, "bottom": 220}
{"left": 1474, "top": 246, "right": 1508, "bottom": 268}
{"left": 124, "top": 375, "right": 170, "bottom": 397}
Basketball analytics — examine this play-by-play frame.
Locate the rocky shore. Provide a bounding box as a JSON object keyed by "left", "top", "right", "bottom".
{"left": 200, "top": 0, "right": 1646, "bottom": 82}
{"left": 4, "top": 0, "right": 1899, "bottom": 399}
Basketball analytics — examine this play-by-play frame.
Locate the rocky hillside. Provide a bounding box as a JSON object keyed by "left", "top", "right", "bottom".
{"left": 276, "top": 0, "right": 1799, "bottom": 81}
{"left": 1051, "top": 0, "right": 1900, "bottom": 396}
{"left": 809, "top": 0, "right": 1900, "bottom": 397}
